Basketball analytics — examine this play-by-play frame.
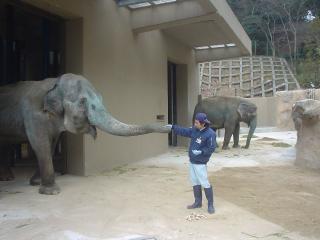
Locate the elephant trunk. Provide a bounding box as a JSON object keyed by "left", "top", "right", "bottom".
{"left": 245, "top": 116, "right": 257, "bottom": 148}
{"left": 91, "top": 108, "right": 170, "bottom": 136}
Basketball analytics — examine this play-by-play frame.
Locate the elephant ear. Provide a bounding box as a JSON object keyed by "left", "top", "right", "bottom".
{"left": 237, "top": 102, "right": 257, "bottom": 119}
{"left": 44, "top": 83, "right": 63, "bottom": 115}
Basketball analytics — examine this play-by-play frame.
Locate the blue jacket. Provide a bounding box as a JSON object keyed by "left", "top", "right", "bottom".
{"left": 172, "top": 125, "right": 216, "bottom": 164}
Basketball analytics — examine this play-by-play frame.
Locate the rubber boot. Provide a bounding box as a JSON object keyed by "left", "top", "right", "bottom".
{"left": 204, "top": 186, "right": 215, "bottom": 214}
{"left": 187, "top": 185, "right": 202, "bottom": 209}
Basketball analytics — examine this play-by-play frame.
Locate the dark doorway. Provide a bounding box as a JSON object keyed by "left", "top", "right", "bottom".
{"left": 0, "top": 1, "right": 66, "bottom": 173}
{"left": 0, "top": 1, "right": 65, "bottom": 84}
{"left": 168, "top": 61, "right": 177, "bottom": 146}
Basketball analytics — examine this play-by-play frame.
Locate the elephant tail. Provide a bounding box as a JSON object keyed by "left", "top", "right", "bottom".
{"left": 192, "top": 94, "right": 204, "bottom": 125}
{"left": 193, "top": 99, "right": 201, "bottom": 125}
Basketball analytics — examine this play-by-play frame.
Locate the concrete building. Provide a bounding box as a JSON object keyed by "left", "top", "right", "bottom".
{"left": 0, "top": 0, "right": 251, "bottom": 175}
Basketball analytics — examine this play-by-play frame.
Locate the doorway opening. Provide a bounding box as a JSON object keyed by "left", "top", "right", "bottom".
{"left": 0, "top": 1, "right": 66, "bottom": 174}
{"left": 168, "top": 61, "right": 177, "bottom": 146}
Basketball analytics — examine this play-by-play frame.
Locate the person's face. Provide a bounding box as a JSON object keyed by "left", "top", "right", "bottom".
{"left": 194, "top": 120, "right": 205, "bottom": 129}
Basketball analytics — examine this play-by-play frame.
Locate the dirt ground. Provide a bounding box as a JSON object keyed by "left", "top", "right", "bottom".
{"left": 0, "top": 131, "right": 319, "bottom": 240}
{"left": 213, "top": 166, "right": 320, "bottom": 238}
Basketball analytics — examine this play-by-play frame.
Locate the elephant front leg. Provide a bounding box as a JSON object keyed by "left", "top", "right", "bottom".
{"left": 37, "top": 147, "right": 60, "bottom": 195}
{"left": 36, "top": 151, "right": 60, "bottom": 195}
{"left": 29, "top": 167, "right": 40, "bottom": 186}
{"left": 30, "top": 136, "right": 60, "bottom": 187}
{"left": 232, "top": 123, "right": 240, "bottom": 148}
{"left": 27, "top": 135, "right": 60, "bottom": 195}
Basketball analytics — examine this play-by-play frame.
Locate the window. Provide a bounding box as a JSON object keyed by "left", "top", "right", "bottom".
{"left": 116, "top": 0, "right": 177, "bottom": 9}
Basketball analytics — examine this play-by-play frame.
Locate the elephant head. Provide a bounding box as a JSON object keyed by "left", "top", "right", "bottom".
{"left": 237, "top": 101, "right": 257, "bottom": 148}
{"left": 43, "top": 74, "right": 170, "bottom": 138}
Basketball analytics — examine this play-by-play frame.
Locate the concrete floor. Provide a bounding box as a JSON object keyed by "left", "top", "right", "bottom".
{"left": 0, "top": 131, "right": 319, "bottom": 240}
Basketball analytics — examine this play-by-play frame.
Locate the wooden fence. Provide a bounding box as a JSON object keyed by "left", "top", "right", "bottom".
{"left": 199, "top": 56, "right": 300, "bottom": 98}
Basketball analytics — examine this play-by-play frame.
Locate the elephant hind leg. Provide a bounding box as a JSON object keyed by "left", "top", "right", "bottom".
{"left": 232, "top": 123, "right": 240, "bottom": 148}
{"left": 211, "top": 127, "right": 219, "bottom": 148}
{"left": 222, "top": 123, "right": 235, "bottom": 150}
{"left": 0, "top": 146, "right": 14, "bottom": 181}
{"left": 0, "top": 165, "right": 14, "bottom": 181}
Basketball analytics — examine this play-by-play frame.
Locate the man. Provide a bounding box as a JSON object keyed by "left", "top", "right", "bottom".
{"left": 167, "top": 113, "right": 216, "bottom": 214}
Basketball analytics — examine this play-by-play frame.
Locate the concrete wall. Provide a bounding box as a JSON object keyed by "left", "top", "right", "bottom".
{"left": 247, "top": 97, "right": 278, "bottom": 127}
{"left": 275, "top": 90, "right": 320, "bottom": 130}
{"left": 24, "top": 0, "right": 198, "bottom": 175}
{"left": 247, "top": 89, "right": 320, "bottom": 130}
{"left": 64, "top": 18, "right": 84, "bottom": 175}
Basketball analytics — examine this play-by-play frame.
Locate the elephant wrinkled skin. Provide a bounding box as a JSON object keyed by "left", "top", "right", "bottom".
{"left": 0, "top": 74, "right": 170, "bottom": 195}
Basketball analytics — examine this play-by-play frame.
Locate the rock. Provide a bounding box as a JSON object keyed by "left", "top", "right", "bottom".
{"left": 292, "top": 99, "right": 320, "bottom": 170}
{"left": 274, "top": 89, "right": 320, "bottom": 130}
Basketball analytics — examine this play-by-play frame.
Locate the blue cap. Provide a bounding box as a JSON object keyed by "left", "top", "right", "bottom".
{"left": 195, "top": 113, "right": 211, "bottom": 124}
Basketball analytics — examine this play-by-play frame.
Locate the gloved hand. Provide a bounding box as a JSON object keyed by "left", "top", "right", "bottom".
{"left": 192, "top": 150, "right": 202, "bottom": 156}
{"left": 165, "top": 124, "right": 173, "bottom": 131}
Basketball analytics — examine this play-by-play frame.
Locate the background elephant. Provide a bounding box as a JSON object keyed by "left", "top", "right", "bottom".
{"left": 193, "top": 96, "right": 257, "bottom": 150}
{"left": 0, "top": 73, "right": 170, "bottom": 195}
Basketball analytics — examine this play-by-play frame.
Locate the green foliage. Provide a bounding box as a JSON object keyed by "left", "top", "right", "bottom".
{"left": 296, "top": 61, "right": 320, "bottom": 88}
{"left": 296, "top": 17, "right": 320, "bottom": 88}
{"left": 227, "top": 0, "right": 320, "bottom": 88}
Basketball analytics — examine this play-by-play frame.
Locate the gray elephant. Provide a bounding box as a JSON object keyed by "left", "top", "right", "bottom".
{"left": 0, "top": 73, "right": 170, "bottom": 195}
{"left": 193, "top": 96, "right": 257, "bottom": 149}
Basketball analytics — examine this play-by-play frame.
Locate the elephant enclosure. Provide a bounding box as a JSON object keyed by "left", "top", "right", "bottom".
{"left": 1, "top": 131, "right": 320, "bottom": 240}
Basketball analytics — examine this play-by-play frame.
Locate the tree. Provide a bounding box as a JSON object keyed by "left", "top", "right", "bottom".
{"left": 228, "top": 0, "right": 319, "bottom": 59}
{"left": 296, "top": 17, "right": 320, "bottom": 88}
{"left": 227, "top": 0, "right": 320, "bottom": 87}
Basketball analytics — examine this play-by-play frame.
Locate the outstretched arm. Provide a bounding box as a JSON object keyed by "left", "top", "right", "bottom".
{"left": 172, "top": 125, "right": 193, "bottom": 138}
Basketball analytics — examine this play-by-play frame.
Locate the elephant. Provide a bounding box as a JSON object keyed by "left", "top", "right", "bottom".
{"left": 0, "top": 73, "right": 171, "bottom": 195}
{"left": 193, "top": 95, "right": 257, "bottom": 150}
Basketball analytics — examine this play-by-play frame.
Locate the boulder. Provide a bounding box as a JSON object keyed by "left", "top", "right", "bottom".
{"left": 292, "top": 99, "right": 320, "bottom": 169}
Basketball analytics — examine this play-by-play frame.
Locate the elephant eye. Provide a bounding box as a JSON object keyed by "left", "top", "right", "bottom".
{"left": 91, "top": 104, "right": 96, "bottom": 110}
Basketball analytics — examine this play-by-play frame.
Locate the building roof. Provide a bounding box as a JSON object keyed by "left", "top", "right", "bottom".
{"left": 117, "top": 0, "right": 252, "bottom": 62}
